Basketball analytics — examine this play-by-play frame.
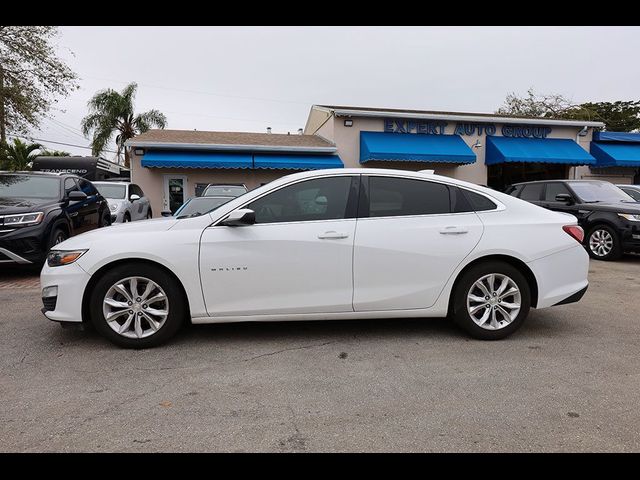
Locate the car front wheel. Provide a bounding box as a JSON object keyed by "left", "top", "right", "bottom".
{"left": 586, "top": 225, "right": 622, "bottom": 261}
{"left": 89, "top": 263, "right": 186, "bottom": 348}
{"left": 451, "top": 261, "right": 531, "bottom": 340}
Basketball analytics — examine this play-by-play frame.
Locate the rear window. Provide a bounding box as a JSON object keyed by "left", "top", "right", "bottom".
{"left": 462, "top": 190, "right": 498, "bottom": 211}
{"left": 366, "top": 177, "right": 450, "bottom": 217}
{"left": 520, "top": 184, "right": 544, "bottom": 201}
{"left": 508, "top": 184, "right": 524, "bottom": 197}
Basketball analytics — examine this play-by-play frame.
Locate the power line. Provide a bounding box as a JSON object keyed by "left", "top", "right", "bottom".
{"left": 84, "top": 75, "right": 311, "bottom": 106}
{"left": 6, "top": 133, "right": 117, "bottom": 154}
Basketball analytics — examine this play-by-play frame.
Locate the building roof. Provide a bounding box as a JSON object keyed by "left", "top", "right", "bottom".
{"left": 127, "top": 129, "right": 337, "bottom": 153}
{"left": 313, "top": 104, "right": 605, "bottom": 128}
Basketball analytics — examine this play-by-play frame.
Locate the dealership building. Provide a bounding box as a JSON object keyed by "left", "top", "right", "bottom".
{"left": 127, "top": 105, "right": 640, "bottom": 216}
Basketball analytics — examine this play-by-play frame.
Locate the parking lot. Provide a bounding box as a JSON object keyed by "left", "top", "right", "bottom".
{"left": 1, "top": 256, "right": 639, "bottom": 452}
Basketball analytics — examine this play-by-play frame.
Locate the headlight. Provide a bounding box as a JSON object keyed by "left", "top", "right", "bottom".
{"left": 618, "top": 213, "right": 640, "bottom": 222}
{"left": 1, "top": 212, "right": 44, "bottom": 227}
{"left": 109, "top": 203, "right": 119, "bottom": 212}
{"left": 47, "top": 249, "right": 88, "bottom": 267}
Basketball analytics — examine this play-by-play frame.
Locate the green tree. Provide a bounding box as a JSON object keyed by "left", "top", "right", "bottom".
{"left": 81, "top": 82, "right": 167, "bottom": 167}
{"left": 0, "top": 26, "right": 78, "bottom": 148}
{"left": 1, "top": 138, "right": 42, "bottom": 170}
{"left": 39, "top": 149, "right": 70, "bottom": 156}
{"left": 496, "top": 89, "right": 640, "bottom": 132}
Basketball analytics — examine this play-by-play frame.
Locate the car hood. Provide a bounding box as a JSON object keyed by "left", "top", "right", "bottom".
{"left": 55, "top": 216, "right": 179, "bottom": 250}
{"left": 0, "top": 197, "right": 60, "bottom": 215}
{"left": 581, "top": 201, "right": 640, "bottom": 214}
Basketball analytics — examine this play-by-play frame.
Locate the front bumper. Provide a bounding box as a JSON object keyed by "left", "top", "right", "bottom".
{"left": 0, "top": 223, "right": 49, "bottom": 264}
{"left": 40, "top": 261, "right": 91, "bottom": 323}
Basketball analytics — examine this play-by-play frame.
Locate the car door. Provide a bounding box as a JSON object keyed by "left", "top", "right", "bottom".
{"left": 134, "top": 184, "right": 151, "bottom": 218}
{"left": 199, "top": 175, "right": 360, "bottom": 317}
{"left": 128, "top": 184, "right": 145, "bottom": 220}
{"left": 352, "top": 175, "right": 484, "bottom": 312}
{"left": 64, "top": 178, "right": 94, "bottom": 234}
{"left": 76, "top": 179, "right": 101, "bottom": 231}
{"left": 540, "top": 182, "right": 583, "bottom": 218}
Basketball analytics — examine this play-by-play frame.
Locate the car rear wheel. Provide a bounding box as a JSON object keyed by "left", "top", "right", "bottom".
{"left": 89, "top": 263, "right": 186, "bottom": 348}
{"left": 586, "top": 225, "right": 621, "bottom": 261}
{"left": 123, "top": 213, "right": 131, "bottom": 223}
{"left": 451, "top": 261, "right": 531, "bottom": 340}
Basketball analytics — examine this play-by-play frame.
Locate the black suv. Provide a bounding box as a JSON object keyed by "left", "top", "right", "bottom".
{"left": 507, "top": 179, "right": 640, "bottom": 261}
{"left": 0, "top": 172, "right": 110, "bottom": 266}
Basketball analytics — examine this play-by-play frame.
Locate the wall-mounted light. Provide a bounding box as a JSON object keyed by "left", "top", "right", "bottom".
{"left": 471, "top": 140, "right": 482, "bottom": 149}
{"left": 134, "top": 148, "right": 145, "bottom": 155}
{"left": 578, "top": 126, "right": 589, "bottom": 136}
{"left": 344, "top": 119, "right": 353, "bottom": 127}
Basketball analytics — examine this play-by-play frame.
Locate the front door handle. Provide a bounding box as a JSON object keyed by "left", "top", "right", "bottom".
{"left": 318, "top": 231, "right": 349, "bottom": 240}
{"left": 439, "top": 226, "right": 468, "bottom": 235}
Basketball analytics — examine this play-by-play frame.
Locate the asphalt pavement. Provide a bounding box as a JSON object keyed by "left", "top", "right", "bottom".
{"left": 1, "top": 256, "right": 639, "bottom": 452}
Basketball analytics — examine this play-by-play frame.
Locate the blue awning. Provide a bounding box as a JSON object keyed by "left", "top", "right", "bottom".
{"left": 141, "top": 150, "right": 252, "bottom": 169}
{"left": 593, "top": 131, "right": 640, "bottom": 143}
{"left": 360, "top": 132, "right": 476, "bottom": 164}
{"left": 253, "top": 154, "right": 343, "bottom": 170}
{"left": 590, "top": 142, "right": 640, "bottom": 167}
{"left": 485, "top": 136, "right": 595, "bottom": 166}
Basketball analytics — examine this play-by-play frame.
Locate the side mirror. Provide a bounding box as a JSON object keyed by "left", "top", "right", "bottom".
{"left": 161, "top": 210, "right": 173, "bottom": 217}
{"left": 68, "top": 191, "right": 87, "bottom": 201}
{"left": 555, "top": 193, "right": 574, "bottom": 204}
{"left": 220, "top": 208, "right": 256, "bottom": 227}
{"left": 130, "top": 194, "right": 141, "bottom": 202}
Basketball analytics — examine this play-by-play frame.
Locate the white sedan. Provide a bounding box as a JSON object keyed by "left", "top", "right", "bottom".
{"left": 41, "top": 169, "right": 589, "bottom": 348}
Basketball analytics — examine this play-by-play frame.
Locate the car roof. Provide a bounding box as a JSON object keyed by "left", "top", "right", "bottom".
{"left": 511, "top": 179, "right": 606, "bottom": 186}
{"left": 93, "top": 181, "right": 129, "bottom": 185}
{"left": 617, "top": 184, "right": 640, "bottom": 188}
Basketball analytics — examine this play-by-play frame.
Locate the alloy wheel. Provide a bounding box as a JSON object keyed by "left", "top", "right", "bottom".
{"left": 102, "top": 276, "right": 169, "bottom": 339}
{"left": 589, "top": 229, "right": 613, "bottom": 257}
{"left": 467, "top": 273, "right": 521, "bottom": 330}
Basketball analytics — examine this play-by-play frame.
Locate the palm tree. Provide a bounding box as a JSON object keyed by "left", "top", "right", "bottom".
{"left": 1, "top": 138, "right": 42, "bottom": 171}
{"left": 81, "top": 82, "right": 167, "bottom": 167}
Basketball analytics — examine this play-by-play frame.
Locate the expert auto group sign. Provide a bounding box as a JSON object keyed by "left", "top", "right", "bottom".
{"left": 383, "top": 118, "right": 552, "bottom": 139}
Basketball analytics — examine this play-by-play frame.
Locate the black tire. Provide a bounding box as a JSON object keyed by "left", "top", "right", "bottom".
{"left": 48, "top": 227, "right": 68, "bottom": 250}
{"left": 89, "top": 263, "right": 187, "bottom": 348}
{"left": 146, "top": 209, "right": 153, "bottom": 219}
{"left": 99, "top": 210, "right": 111, "bottom": 227}
{"left": 123, "top": 213, "right": 131, "bottom": 223}
{"left": 451, "top": 261, "right": 531, "bottom": 340}
{"left": 585, "top": 224, "right": 622, "bottom": 261}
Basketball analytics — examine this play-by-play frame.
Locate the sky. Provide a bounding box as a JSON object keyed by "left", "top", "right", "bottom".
{"left": 29, "top": 26, "right": 640, "bottom": 160}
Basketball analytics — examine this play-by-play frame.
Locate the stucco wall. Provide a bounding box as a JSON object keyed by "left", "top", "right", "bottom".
{"left": 323, "top": 115, "right": 596, "bottom": 186}
{"left": 130, "top": 152, "right": 284, "bottom": 217}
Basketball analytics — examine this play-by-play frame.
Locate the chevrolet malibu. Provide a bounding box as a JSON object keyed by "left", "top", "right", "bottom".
{"left": 41, "top": 169, "right": 589, "bottom": 348}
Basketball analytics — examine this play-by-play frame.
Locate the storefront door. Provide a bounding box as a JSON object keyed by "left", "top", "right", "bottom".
{"left": 162, "top": 175, "right": 188, "bottom": 214}
{"left": 488, "top": 163, "right": 569, "bottom": 192}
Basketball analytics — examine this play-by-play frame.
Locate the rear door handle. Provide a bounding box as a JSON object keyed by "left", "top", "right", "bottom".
{"left": 318, "top": 231, "right": 349, "bottom": 240}
{"left": 439, "top": 226, "right": 468, "bottom": 235}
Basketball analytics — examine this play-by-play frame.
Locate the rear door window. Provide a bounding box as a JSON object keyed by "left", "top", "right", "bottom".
{"left": 520, "top": 183, "right": 544, "bottom": 201}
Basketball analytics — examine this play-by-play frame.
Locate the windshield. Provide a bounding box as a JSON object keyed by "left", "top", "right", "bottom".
{"left": 94, "top": 183, "right": 127, "bottom": 199}
{"left": 203, "top": 185, "right": 246, "bottom": 197}
{"left": 0, "top": 175, "right": 60, "bottom": 199}
{"left": 176, "top": 197, "right": 230, "bottom": 218}
{"left": 567, "top": 182, "right": 635, "bottom": 203}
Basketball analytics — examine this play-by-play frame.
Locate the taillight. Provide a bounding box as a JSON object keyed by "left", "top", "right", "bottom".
{"left": 563, "top": 225, "right": 584, "bottom": 243}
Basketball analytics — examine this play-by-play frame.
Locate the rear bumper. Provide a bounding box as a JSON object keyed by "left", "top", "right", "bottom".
{"left": 552, "top": 285, "right": 588, "bottom": 306}
{"left": 528, "top": 244, "right": 590, "bottom": 309}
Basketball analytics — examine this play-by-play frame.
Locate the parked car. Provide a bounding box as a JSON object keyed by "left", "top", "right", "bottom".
{"left": 170, "top": 196, "right": 233, "bottom": 218}
{"left": 0, "top": 171, "right": 110, "bottom": 266}
{"left": 41, "top": 168, "right": 589, "bottom": 348}
{"left": 506, "top": 180, "right": 640, "bottom": 260}
{"left": 93, "top": 181, "right": 151, "bottom": 223}
{"left": 201, "top": 183, "right": 248, "bottom": 197}
{"left": 617, "top": 184, "right": 640, "bottom": 202}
